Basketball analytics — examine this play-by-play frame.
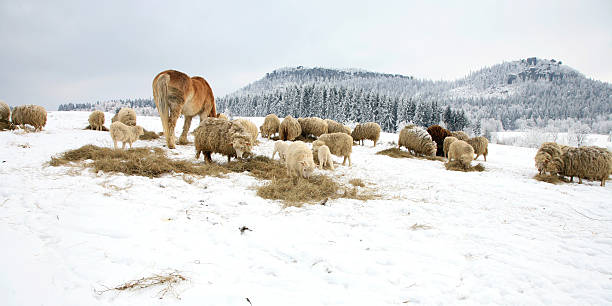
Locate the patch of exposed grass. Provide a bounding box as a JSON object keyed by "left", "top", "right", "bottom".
{"left": 140, "top": 129, "right": 160, "bottom": 140}
{"left": 295, "top": 135, "right": 317, "bottom": 143}
{"left": 50, "top": 145, "right": 228, "bottom": 178}
{"left": 444, "top": 161, "right": 485, "bottom": 172}
{"left": 96, "top": 270, "right": 188, "bottom": 299}
{"left": 534, "top": 173, "right": 569, "bottom": 184}
{"left": 83, "top": 125, "right": 109, "bottom": 131}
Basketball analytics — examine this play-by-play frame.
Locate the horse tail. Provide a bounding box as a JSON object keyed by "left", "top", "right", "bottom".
{"left": 209, "top": 96, "right": 218, "bottom": 118}
{"left": 153, "top": 73, "right": 171, "bottom": 141}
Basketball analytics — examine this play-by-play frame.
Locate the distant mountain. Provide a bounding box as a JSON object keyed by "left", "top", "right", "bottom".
{"left": 217, "top": 58, "right": 612, "bottom": 133}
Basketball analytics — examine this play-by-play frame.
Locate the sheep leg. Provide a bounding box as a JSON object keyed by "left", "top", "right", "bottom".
{"left": 319, "top": 161, "right": 323, "bottom": 170}
{"left": 195, "top": 149, "right": 201, "bottom": 159}
{"left": 272, "top": 149, "right": 277, "bottom": 160}
{"left": 601, "top": 178, "right": 605, "bottom": 187}
{"left": 113, "top": 139, "right": 118, "bottom": 149}
{"left": 484, "top": 154, "right": 487, "bottom": 162}
{"left": 204, "top": 152, "right": 212, "bottom": 163}
{"left": 342, "top": 156, "right": 347, "bottom": 165}
{"left": 329, "top": 159, "right": 334, "bottom": 170}
{"left": 578, "top": 177, "right": 582, "bottom": 184}
{"left": 179, "top": 115, "right": 194, "bottom": 145}
{"left": 475, "top": 154, "right": 481, "bottom": 160}
{"left": 122, "top": 142, "right": 126, "bottom": 150}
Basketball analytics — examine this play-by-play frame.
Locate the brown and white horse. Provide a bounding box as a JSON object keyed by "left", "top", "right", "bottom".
{"left": 152, "top": 70, "right": 217, "bottom": 149}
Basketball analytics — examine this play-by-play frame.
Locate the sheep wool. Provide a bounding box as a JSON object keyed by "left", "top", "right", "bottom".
{"left": 0, "top": 101, "right": 10, "bottom": 122}
{"left": 112, "top": 108, "right": 137, "bottom": 126}
{"left": 427, "top": 124, "right": 452, "bottom": 157}
{"left": 325, "top": 119, "right": 351, "bottom": 135}
{"left": 194, "top": 118, "right": 253, "bottom": 164}
{"left": 11, "top": 104, "right": 47, "bottom": 132}
{"left": 217, "top": 113, "right": 228, "bottom": 120}
{"left": 279, "top": 115, "right": 301, "bottom": 141}
{"left": 88, "top": 110, "right": 105, "bottom": 131}
{"left": 443, "top": 136, "right": 458, "bottom": 158}
{"left": 447, "top": 140, "right": 475, "bottom": 169}
{"left": 451, "top": 131, "right": 469, "bottom": 141}
{"left": 534, "top": 142, "right": 564, "bottom": 175}
{"left": 272, "top": 140, "right": 290, "bottom": 163}
{"left": 233, "top": 118, "right": 258, "bottom": 144}
{"left": 260, "top": 114, "right": 280, "bottom": 138}
{"left": 351, "top": 122, "right": 381, "bottom": 147}
{"left": 110, "top": 121, "right": 144, "bottom": 149}
{"left": 317, "top": 144, "right": 334, "bottom": 170}
{"left": 467, "top": 136, "right": 489, "bottom": 161}
{"left": 298, "top": 117, "right": 328, "bottom": 137}
{"left": 398, "top": 126, "right": 437, "bottom": 157}
{"left": 286, "top": 141, "right": 316, "bottom": 179}
{"left": 315, "top": 133, "right": 353, "bottom": 166}
{"left": 560, "top": 146, "right": 612, "bottom": 186}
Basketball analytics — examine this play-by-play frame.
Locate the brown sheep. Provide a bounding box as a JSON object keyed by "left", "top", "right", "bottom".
{"left": 427, "top": 125, "right": 452, "bottom": 157}
{"left": 0, "top": 101, "right": 10, "bottom": 122}
{"left": 111, "top": 107, "right": 137, "bottom": 126}
{"left": 298, "top": 117, "right": 328, "bottom": 137}
{"left": 260, "top": 114, "right": 280, "bottom": 138}
{"left": 88, "top": 110, "right": 105, "bottom": 131}
{"left": 351, "top": 122, "right": 381, "bottom": 147}
{"left": 398, "top": 126, "right": 437, "bottom": 156}
{"left": 534, "top": 142, "right": 564, "bottom": 175}
{"left": 314, "top": 133, "right": 353, "bottom": 166}
{"left": 443, "top": 136, "right": 458, "bottom": 159}
{"left": 325, "top": 119, "right": 351, "bottom": 135}
{"left": 279, "top": 115, "right": 301, "bottom": 141}
{"left": 560, "top": 146, "right": 612, "bottom": 186}
{"left": 447, "top": 140, "right": 475, "bottom": 169}
{"left": 467, "top": 136, "right": 489, "bottom": 161}
{"left": 11, "top": 105, "right": 47, "bottom": 131}
{"left": 194, "top": 118, "right": 253, "bottom": 163}
{"left": 451, "top": 131, "right": 469, "bottom": 141}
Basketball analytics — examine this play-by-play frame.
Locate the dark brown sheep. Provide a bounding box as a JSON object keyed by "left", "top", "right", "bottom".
{"left": 427, "top": 125, "right": 452, "bottom": 157}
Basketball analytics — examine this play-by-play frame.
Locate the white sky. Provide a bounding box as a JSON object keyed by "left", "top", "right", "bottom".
{"left": 1, "top": 0, "right": 611, "bottom": 110}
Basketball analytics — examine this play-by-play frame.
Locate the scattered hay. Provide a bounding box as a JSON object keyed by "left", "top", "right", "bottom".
{"left": 83, "top": 125, "right": 109, "bottom": 131}
{"left": 295, "top": 135, "right": 317, "bottom": 143}
{"left": 444, "top": 161, "right": 485, "bottom": 172}
{"left": 49, "top": 145, "right": 228, "bottom": 178}
{"left": 349, "top": 178, "right": 365, "bottom": 187}
{"left": 257, "top": 175, "right": 341, "bottom": 205}
{"left": 534, "top": 173, "right": 569, "bottom": 184}
{"left": 96, "top": 270, "right": 188, "bottom": 300}
{"left": 410, "top": 223, "right": 433, "bottom": 230}
{"left": 140, "top": 129, "right": 160, "bottom": 140}
{"left": 269, "top": 136, "right": 280, "bottom": 141}
{"left": 376, "top": 147, "right": 414, "bottom": 159}
{"left": 225, "top": 155, "right": 287, "bottom": 180}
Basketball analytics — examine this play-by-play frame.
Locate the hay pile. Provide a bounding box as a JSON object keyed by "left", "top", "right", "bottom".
{"left": 534, "top": 173, "right": 569, "bottom": 184}
{"left": 83, "top": 125, "right": 109, "bottom": 131}
{"left": 140, "top": 129, "right": 160, "bottom": 140}
{"left": 376, "top": 147, "right": 445, "bottom": 162}
{"left": 444, "top": 161, "right": 485, "bottom": 172}
{"left": 50, "top": 145, "right": 228, "bottom": 178}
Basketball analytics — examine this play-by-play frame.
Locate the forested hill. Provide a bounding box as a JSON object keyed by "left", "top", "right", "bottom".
{"left": 217, "top": 58, "right": 612, "bottom": 133}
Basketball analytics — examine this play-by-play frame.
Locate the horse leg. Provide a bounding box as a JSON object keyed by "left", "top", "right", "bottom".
{"left": 179, "top": 115, "right": 193, "bottom": 145}
{"left": 166, "top": 104, "right": 182, "bottom": 149}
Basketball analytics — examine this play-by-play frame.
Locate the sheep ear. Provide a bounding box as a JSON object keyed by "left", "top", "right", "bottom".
{"left": 299, "top": 161, "right": 306, "bottom": 166}
{"left": 229, "top": 143, "right": 233, "bottom": 147}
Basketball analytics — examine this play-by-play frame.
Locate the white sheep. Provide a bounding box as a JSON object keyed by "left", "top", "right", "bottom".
{"left": 398, "top": 125, "right": 437, "bottom": 156}
{"left": 447, "top": 140, "right": 475, "bottom": 169}
{"left": 0, "top": 101, "right": 10, "bottom": 122}
{"left": 317, "top": 144, "right": 334, "bottom": 170}
{"left": 443, "top": 136, "right": 458, "bottom": 158}
{"left": 260, "top": 114, "right": 280, "bottom": 138}
{"left": 88, "top": 110, "right": 105, "bottom": 131}
{"left": 314, "top": 133, "right": 353, "bottom": 166}
{"left": 272, "top": 140, "right": 290, "bottom": 163}
{"left": 111, "top": 107, "right": 137, "bottom": 126}
{"left": 351, "top": 122, "right": 381, "bottom": 147}
{"left": 110, "top": 121, "right": 144, "bottom": 149}
{"left": 286, "top": 141, "right": 316, "bottom": 179}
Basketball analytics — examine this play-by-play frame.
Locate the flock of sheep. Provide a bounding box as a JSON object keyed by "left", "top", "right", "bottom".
{"left": 1, "top": 98, "right": 610, "bottom": 186}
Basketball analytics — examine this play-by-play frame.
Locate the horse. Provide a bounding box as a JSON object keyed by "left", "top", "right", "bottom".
{"left": 152, "top": 69, "right": 217, "bottom": 149}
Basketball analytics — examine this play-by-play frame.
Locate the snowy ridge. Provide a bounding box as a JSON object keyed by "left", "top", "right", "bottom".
{"left": 0, "top": 111, "right": 611, "bottom": 305}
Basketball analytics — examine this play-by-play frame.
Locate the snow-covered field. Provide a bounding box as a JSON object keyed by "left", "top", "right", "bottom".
{"left": 1, "top": 111, "right": 611, "bottom": 305}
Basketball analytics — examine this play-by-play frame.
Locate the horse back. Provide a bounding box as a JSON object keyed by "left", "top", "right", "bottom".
{"left": 190, "top": 76, "right": 216, "bottom": 117}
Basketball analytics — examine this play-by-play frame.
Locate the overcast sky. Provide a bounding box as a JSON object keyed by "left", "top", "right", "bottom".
{"left": 1, "top": 0, "right": 611, "bottom": 110}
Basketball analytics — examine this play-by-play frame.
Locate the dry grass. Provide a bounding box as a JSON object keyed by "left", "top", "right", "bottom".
{"left": 96, "top": 270, "right": 188, "bottom": 299}
{"left": 50, "top": 145, "right": 376, "bottom": 205}
{"left": 534, "top": 173, "right": 569, "bottom": 184}
{"left": 444, "top": 161, "right": 486, "bottom": 172}
{"left": 295, "top": 135, "right": 317, "bottom": 143}
{"left": 349, "top": 178, "right": 365, "bottom": 187}
{"left": 0, "top": 120, "right": 15, "bottom": 131}
{"left": 49, "top": 145, "right": 228, "bottom": 178}
{"left": 376, "top": 147, "right": 445, "bottom": 162}
{"left": 83, "top": 125, "right": 109, "bottom": 131}
{"left": 140, "top": 129, "right": 160, "bottom": 140}
{"left": 410, "top": 223, "right": 433, "bottom": 230}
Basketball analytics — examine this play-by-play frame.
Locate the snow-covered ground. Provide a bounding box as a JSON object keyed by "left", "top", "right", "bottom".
{"left": 1, "top": 111, "right": 611, "bottom": 305}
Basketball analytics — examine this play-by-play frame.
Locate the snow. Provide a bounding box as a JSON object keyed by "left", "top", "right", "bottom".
{"left": 1, "top": 111, "right": 611, "bottom": 305}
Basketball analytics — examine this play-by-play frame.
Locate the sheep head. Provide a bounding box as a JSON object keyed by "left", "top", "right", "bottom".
{"left": 231, "top": 134, "right": 252, "bottom": 159}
